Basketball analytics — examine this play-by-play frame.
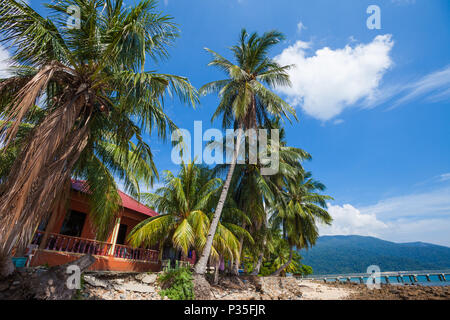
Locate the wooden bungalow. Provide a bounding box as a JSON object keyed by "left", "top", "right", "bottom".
{"left": 27, "top": 180, "right": 163, "bottom": 272}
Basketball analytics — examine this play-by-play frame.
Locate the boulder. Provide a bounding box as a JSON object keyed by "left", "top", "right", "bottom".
{"left": 136, "top": 273, "right": 157, "bottom": 284}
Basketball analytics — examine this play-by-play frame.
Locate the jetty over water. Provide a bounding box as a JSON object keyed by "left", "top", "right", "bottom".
{"left": 300, "top": 269, "right": 450, "bottom": 284}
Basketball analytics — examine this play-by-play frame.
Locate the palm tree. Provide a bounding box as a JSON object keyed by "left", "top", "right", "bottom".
{"left": 0, "top": 0, "right": 197, "bottom": 276}
{"left": 194, "top": 29, "right": 297, "bottom": 275}
{"left": 127, "top": 162, "right": 247, "bottom": 269}
{"left": 252, "top": 227, "right": 302, "bottom": 276}
{"left": 269, "top": 171, "right": 333, "bottom": 276}
{"left": 212, "top": 123, "right": 311, "bottom": 275}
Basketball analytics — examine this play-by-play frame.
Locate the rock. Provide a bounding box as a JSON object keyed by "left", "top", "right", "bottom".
{"left": 0, "top": 254, "right": 96, "bottom": 300}
{"left": 113, "top": 281, "right": 155, "bottom": 293}
{"left": 138, "top": 273, "right": 157, "bottom": 284}
{"left": 84, "top": 275, "right": 108, "bottom": 288}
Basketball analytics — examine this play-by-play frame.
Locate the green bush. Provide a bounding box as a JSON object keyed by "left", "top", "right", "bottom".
{"left": 157, "top": 267, "right": 195, "bottom": 300}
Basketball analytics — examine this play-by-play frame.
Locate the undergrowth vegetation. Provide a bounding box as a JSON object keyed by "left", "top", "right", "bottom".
{"left": 157, "top": 267, "right": 195, "bottom": 300}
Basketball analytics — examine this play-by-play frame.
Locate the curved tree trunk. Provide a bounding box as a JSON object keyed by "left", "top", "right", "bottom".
{"left": 194, "top": 127, "right": 244, "bottom": 275}
{"left": 270, "top": 247, "right": 293, "bottom": 277}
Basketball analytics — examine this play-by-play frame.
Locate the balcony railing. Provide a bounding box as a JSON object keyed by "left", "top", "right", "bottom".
{"left": 31, "top": 231, "right": 158, "bottom": 263}
{"left": 113, "top": 244, "right": 159, "bottom": 262}
{"left": 32, "top": 231, "right": 112, "bottom": 256}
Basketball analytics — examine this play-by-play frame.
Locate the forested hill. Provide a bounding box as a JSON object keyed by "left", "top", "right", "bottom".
{"left": 298, "top": 235, "right": 450, "bottom": 275}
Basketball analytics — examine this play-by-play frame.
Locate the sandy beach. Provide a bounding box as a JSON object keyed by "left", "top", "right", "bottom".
{"left": 297, "top": 280, "right": 355, "bottom": 300}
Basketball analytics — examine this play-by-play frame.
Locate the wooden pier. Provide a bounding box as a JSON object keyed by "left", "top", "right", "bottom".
{"left": 300, "top": 269, "right": 450, "bottom": 284}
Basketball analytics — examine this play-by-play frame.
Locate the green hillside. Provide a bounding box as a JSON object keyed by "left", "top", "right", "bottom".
{"left": 298, "top": 235, "right": 450, "bottom": 275}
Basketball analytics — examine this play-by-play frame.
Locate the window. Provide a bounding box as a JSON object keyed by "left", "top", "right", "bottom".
{"left": 59, "top": 210, "right": 86, "bottom": 237}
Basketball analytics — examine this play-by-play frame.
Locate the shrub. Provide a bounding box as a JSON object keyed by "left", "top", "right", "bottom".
{"left": 157, "top": 267, "right": 195, "bottom": 300}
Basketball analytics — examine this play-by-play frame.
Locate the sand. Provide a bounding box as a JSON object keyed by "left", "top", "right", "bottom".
{"left": 297, "top": 280, "right": 356, "bottom": 300}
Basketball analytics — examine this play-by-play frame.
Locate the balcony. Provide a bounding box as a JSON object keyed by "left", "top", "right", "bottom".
{"left": 31, "top": 231, "right": 159, "bottom": 263}
{"left": 113, "top": 244, "right": 159, "bottom": 262}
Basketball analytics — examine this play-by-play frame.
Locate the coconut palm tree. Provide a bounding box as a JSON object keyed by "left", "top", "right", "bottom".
{"left": 269, "top": 171, "right": 333, "bottom": 276}
{"left": 213, "top": 124, "right": 311, "bottom": 275}
{"left": 194, "top": 29, "right": 297, "bottom": 275}
{"left": 127, "top": 162, "right": 248, "bottom": 268}
{"left": 0, "top": 0, "right": 197, "bottom": 277}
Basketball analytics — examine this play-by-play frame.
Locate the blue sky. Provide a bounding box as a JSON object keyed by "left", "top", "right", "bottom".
{"left": 2, "top": 0, "right": 449, "bottom": 245}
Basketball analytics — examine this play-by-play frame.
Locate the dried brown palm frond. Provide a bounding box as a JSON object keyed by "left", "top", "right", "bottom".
{"left": 0, "top": 66, "right": 93, "bottom": 255}
{"left": 0, "top": 0, "right": 197, "bottom": 277}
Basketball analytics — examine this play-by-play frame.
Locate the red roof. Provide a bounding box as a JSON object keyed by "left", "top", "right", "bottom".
{"left": 117, "top": 190, "right": 158, "bottom": 217}
{"left": 71, "top": 179, "right": 158, "bottom": 217}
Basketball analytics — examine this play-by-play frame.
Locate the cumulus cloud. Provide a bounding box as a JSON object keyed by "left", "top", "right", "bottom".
{"left": 321, "top": 184, "right": 450, "bottom": 246}
{"left": 381, "top": 217, "right": 450, "bottom": 246}
{"left": 0, "top": 46, "right": 12, "bottom": 79}
{"left": 319, "top": 204, "right": 387, "bottom": 237}
{"left": 274, "top": 35, "right": 394, "bottom": 121}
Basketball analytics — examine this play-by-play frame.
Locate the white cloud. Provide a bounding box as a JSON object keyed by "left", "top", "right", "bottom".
{"left": 440, "top": 173, "right": 450, "bottom": 182}
{"left": 322, "top": 185, "right": 450, "bottom": 246}
{"left": 381, "top": 217, "right": 450, "bottom": 246}
{"left": 275, "top": 35, "right": 394, "bottom": 121}
{"left": 393, "top": 66, "right": 450, "bottom": 107}
{"left": 365, "top": 65, "right": 450, "bottom": 109}
{"left": 360, "top": 187, "right": 450, "bottom": 220}
{"left": 0, "top": 46, "right": 12, "bottom": 79}
{"left": 319, "top": 204, "right": 388, "bottom": 237}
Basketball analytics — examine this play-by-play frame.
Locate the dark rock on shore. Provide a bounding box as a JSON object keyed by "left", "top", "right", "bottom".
{"left": 326, "top": 282, "right": 450, "bottom": 300}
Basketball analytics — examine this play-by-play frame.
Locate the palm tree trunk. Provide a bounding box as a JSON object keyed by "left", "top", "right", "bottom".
{"left": 251, "top": 252, "right": 264, "bottom": 275}
{"left": 194, "top": 127, "right": 244, "bottom": 275}
{"left": 270, "top": 247, "right": 293, "bottom": 276}
{"left": 251, "top": 202, "right": 267, "bottom": 276}
{"left": 213, "top": 257, "right": 221, "bottom": 285}
{"left": 232, "top": 220, "right": 246, "bottom": 276}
